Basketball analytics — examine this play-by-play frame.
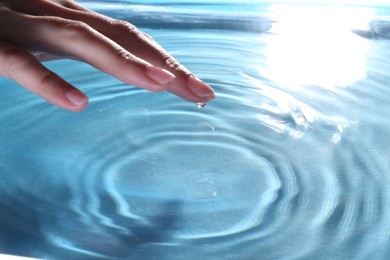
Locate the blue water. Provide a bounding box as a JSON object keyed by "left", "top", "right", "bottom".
{"left": 1, "top": 1, "right": 390, "bottom": 259}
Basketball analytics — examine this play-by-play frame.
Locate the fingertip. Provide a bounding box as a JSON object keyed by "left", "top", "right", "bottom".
{"left": 188, "top": 75, "right": 215, "bottom": 99}
{"left": 65, "top": 89, "right": 89, "bottom": 111}
{"left": 144, "top": 64, "right": 176, "bottom": 92}
{"left": 66, "top": 104, "right": 88, "bottom": 112}
{"left": 208, "top": 92, "right": 217, "bottom": 100}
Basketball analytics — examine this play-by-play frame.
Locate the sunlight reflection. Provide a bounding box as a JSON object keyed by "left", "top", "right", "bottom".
{"left": 263, "top": 5, "right": 375, "bottom": 89}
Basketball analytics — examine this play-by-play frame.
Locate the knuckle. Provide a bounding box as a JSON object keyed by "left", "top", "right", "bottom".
{"left": 161, "top": 53, "right": 191, "bottom": 75}
{"left": 56, "top": 0, "right": 90, "bottom": 11}
{"left": 28, "top": 72, "right": 61, "bottom": 95}
{"left": 141, "top": 32, "right": 157, "bottom": 44}
{"left": 38, "top": 72, "right": 59, "bottom": 91}
{"left": 60, "top": 20, "right": 92, "bottom": 42}
{"left": 57, "top": 0, "right": 76, "bottom": 8}
{"left": 0, "top": 7, "right": 11, "bottom": 19}
{"left": 115, "top": 48, "right": 136, "bottom": 64}
{"left": 141, "top": 31, "right": 154, "bottom": 41}
{"left": 109, "top": 19, "right": 139, "bottom": 34}
{"left": 164, "top": 56, "right": 185, "bottom": 71}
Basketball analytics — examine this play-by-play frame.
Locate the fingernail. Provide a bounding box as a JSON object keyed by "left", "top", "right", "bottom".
{"left": 145, "top": 65, "right": 176, "bottom": 85}
{"left": 208, "top": 92, "right": 217, "bottom": 100}
{"left": 66, "top": 89, "right": 89, "bottom": 106}
{"left": 188, "top": 76, "right": 215, "bottom": 98}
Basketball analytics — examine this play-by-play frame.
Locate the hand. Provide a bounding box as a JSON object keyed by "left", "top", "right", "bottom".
{"left": 0, "top": 0, "right": 216, "bottom": 112}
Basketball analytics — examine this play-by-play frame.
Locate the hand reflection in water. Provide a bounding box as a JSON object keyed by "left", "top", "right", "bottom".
{"left": 0, "top": 0, "right": 216, "bottom": 112}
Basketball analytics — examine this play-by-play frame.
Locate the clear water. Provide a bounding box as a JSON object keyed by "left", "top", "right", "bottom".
{"left": 1, "top": 1, "right": 390, "bottom": 259}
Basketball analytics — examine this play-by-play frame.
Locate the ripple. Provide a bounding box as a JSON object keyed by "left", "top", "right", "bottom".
{"left": 86, "top": 2, "right": 274, "bottom": 32}
{"left": 16, "top": 92, "right": 308, "bottom": 258}
{"left": 1, "top": 3, "right": 390, "bottom": 260}
{"left": 51, "top": 130, "right": 286, "bottom": 254}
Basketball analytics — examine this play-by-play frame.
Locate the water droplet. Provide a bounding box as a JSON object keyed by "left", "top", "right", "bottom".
{"left": 196, "top": 103, "right": 207, "bottom": 109}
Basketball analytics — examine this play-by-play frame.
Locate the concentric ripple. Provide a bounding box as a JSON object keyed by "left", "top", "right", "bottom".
{"left": 1, "top": 2, "right": 390, "bottom": 260}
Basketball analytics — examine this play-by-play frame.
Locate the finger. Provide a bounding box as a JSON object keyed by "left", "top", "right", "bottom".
{"left": 77, "top": 15, "right": 217, "bottom": 103}
{"left": 51, "top": 0, "right": 91, "bottom": 12}
{"left": 9, "top": 1, "right": 216, "bottom": 103}
{"left": 0, "top": 40, "right": 88, "bottom": 112}
{"left": 0, "top": 0, "right": 89, "bottom": 14}
{"left": 2, "top": 12, "right": 176, "bottom": 93}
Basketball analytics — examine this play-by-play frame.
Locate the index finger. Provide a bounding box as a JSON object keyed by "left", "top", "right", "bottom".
{"left": 81, "top": 14, "right": 217, "bottom": 103}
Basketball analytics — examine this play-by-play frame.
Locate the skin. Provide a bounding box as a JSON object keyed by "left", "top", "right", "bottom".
{"left": 0, "top": 0, "right": 216, "bottom": 112}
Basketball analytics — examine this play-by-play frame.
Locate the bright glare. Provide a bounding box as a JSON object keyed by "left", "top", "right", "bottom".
{"left": 263, "top": 5, "right": 374, "bottom": 89}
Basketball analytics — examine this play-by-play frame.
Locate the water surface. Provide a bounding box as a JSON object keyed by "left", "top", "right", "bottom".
{"left": 1, "top": 1, "right": 390, "bottom": 259}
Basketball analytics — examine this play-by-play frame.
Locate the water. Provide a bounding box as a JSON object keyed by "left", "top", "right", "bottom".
{"left": 1, "top": 1, "right": 390, "bottom": 259}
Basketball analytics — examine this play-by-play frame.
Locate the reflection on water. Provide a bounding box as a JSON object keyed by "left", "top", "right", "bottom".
{"left": 1, "top": 1, "right": 390, "bottom": 260}
{"left": 265, "top": 5, "right": 373, "bottom": 88}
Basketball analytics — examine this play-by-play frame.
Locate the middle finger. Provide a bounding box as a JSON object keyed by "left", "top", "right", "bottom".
{"left": 12, "top": 0, "right": 216, "bottom": 103}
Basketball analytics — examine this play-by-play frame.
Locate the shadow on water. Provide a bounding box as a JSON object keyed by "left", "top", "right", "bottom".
{"left": 98, "top": 193, "right": 182, "bottom": 247}
{"left": 0, "top": 157, "right": 183, "bottom": 259}
{"left": 0, "top": 156, "right": 54, "bottom": 257}
{"left": 0, "top": 199, "right": 43, "bottom": 257}
{"left": 0, "top": 191, "right": 183, "bottom": 259}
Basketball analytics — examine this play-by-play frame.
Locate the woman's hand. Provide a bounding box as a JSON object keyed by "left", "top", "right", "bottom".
{"left": 0, "top": 0, "right": 215, "bottom": 112}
